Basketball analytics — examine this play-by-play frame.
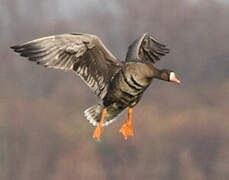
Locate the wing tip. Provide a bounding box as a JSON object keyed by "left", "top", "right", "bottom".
{"left": 10, "top": 45, "right": 23, "bottom": 52}
{"left": 10, "top": 45, "right": 17, "bottom": 49}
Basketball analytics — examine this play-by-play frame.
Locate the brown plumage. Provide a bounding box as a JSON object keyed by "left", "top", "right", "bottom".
{"left": 11, "top": 32, "right": 180, "bottom": 140}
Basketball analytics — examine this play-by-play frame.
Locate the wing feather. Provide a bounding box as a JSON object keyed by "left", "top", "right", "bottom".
{"left": 11, "top": 33, "right": 122, "bottom": 99}
{"left": 125, "top": 32, "right": 170, "bottom": 63}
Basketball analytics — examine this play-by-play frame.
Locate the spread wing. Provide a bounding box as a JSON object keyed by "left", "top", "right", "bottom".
{"left": 11, "top": 33, "right": 122, "bottom": 99}
{"left": 125, "top": 32, "right": 170, "bottom": 63}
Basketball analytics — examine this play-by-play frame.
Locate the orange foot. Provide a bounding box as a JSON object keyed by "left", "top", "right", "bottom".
{"left": 120, "top": 108, "right": 134, "bottom": 140}
{"left": 93, "top": 108, "right": 107, "bottom": 140}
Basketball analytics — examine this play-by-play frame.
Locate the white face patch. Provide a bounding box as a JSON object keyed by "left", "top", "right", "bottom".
{"left": 169, "top": 72, "right": 175, "bottom": 81}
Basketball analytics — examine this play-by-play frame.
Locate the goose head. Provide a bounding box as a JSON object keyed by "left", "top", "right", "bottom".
{"left": 159, "top": 69, "right": 181, "bottom": 83}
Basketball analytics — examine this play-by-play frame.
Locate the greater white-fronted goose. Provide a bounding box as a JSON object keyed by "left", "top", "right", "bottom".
{"left": 11, "top": 32, "right": 180, "bottom": 140}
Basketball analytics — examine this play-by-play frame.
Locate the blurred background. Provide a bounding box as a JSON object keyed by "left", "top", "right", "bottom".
{"left": 0, "top": 0, "right": 229, "bottom": 179}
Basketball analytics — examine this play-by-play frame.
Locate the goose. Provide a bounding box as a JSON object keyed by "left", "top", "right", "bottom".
{"left": 11, "top": 32, "right": 180, "bottom": 140}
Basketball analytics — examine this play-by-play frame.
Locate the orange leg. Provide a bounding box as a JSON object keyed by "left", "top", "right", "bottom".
{"left": 119, "top": 108, "right": 134, "bottom": 140}
{"left": 93, "top": 108, "right": 107, "bottom": 140}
